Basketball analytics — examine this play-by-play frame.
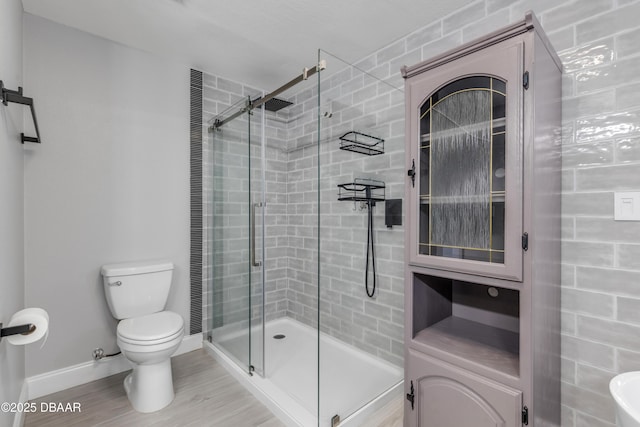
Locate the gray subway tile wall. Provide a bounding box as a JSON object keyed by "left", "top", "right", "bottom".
{"left": 561, "top": 288, "right": 614, "bottom": 318}
{"left": 202, "top": 76, "right": 291, "bottom": 332}
{"left": 576, "top": 1, "right": 640, "bottom": 44}
{"left": 618, "top": 348, "right": 640, "bottom": 372}
{"left": 615, "top": 137, "right": 640, "bottom": 163}
{"left": 462, "top": 9, "right": 511, "bottom": 41}
{"left": 317, "top": 58, "right": 405, "bottom": 366}
{"left": 542, "top": 0, "right": 612, "bottom": 33}
{"left": 577, "top": 266, "right": 640, "bottom": 296}
{"left": 443, "top": 2, "right": 486, "bottom": 34}
{"left": 617, "top": 297, "right": 640, "bottom": 324}
{"left": 618, "top": 243, "right": 640, "bottom": 269}
{"left": 199, "top": 0, "right": 640, "bottom": 424}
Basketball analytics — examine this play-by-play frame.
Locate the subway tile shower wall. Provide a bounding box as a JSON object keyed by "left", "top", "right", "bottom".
{"left": 285, "top": 59, "right": 406, "bottom": 367}
{"left": 201, "top": 67, "right": 406, "bottom": 367}
{"left": 200, "top": 0, "right": 640, "bottom": 424}
{"left": 202, "top": 74, "right": 290, "bottom": 331}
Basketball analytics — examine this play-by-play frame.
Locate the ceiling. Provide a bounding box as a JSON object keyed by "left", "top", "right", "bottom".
{"left": 22, "top": 0, "right": 474, "bottom": 90}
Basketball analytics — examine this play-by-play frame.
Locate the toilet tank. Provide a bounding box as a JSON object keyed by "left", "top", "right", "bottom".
{"left": 101, "top": 260, "right": 174, "bottom": 320}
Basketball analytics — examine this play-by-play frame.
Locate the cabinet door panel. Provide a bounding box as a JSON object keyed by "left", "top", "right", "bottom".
{"left": 406, "top": 350, "right": 522, "bottom": 427}
{"left": 406, "top": 39, "right": 524, "bottom": 281}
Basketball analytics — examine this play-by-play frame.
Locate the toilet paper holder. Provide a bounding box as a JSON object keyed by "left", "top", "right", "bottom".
{"left": 0, "top": 323, "right": 36, "bottom": 343}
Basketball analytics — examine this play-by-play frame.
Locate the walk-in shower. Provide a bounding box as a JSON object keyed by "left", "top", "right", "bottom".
{"left": 202, "top": 50, "right": 405, "bottom": 426}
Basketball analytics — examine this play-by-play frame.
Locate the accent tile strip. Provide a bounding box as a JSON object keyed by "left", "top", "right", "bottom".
{"left": 190, "top": 69, "right": 203, "bottom": 335}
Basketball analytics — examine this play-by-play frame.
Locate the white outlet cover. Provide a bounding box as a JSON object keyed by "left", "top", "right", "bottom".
{"left": 614, "top": 192, "right": 640, "bottom": 221}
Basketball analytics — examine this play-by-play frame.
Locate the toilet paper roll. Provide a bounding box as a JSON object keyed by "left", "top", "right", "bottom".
{"left": 6, "top": 308, "right": 49, "bottom": 348}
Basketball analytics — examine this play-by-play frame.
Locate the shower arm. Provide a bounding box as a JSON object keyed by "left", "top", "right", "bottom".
{"left": 210, "top": 60, "right": 326, "bottom": 130}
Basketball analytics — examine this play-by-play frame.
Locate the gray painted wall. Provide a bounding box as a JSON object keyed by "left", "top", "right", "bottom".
{"left": 0, "top": 1, "right": 25, "bottom": 426}
{"left": 23, "top": 14, "right": 191, "bottom": 377}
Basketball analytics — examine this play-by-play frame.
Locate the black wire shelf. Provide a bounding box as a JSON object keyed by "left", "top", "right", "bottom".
{"left": 339, "top": 131, "right": 384, "bottom": 156}
{"left": 337, "top": 178, "right": 386, "bottom": 203}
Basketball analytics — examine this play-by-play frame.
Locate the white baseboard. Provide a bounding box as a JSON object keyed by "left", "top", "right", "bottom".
{"left": 27, "top": 353, "right": 132, "bottom": 400}
{"left": 27, "top": 334, "right": 203, "bottom": 400}
{"left": 176, "top": 333, "right": 203, "bottom": 355}
{"left": 12, "top": 381, "right": 28, "bottom": 427}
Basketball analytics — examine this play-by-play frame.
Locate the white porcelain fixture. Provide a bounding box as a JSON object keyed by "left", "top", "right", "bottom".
{"left": 101, "top": 260, "right": 184, "bottom": 413}
{"left": 610, "top": 371, "right": 640, "bottom": 427}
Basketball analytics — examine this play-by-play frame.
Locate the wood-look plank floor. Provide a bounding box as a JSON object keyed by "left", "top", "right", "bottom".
{"left": 24, "top": 349, "right": 403, "bottom": 427}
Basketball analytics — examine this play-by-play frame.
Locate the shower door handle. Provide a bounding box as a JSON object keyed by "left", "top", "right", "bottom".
{"left": 251, "top": 202, "right": 263, "bottom": 267}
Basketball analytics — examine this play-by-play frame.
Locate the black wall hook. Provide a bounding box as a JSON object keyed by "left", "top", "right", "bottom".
{"left": 1, "top": 80, "right": 42, "bottom": 144}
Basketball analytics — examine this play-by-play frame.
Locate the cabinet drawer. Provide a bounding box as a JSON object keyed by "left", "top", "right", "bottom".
{"left": 406, "top": 349, "right": 522, "bottom": 427}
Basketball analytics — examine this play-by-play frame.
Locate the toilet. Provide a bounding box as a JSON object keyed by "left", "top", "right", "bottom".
{"left": 101, "top": 260, "right": 184, "bottom": 413}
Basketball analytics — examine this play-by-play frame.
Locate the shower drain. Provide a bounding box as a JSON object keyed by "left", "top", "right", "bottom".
{"left": 273, "top": 334, "right": 286, "bottom": 340}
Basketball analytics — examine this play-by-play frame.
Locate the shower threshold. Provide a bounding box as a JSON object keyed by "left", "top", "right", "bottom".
{"left": 205, "top": 317, "right": 403, "bottom": 426}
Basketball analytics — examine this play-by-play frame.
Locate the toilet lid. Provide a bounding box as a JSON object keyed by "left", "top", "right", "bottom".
{"left": 118, "top": 311, "right": 184, "bottom": 342}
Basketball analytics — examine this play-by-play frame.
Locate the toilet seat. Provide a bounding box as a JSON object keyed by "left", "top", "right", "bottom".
{"left": 118, "top": 311, "right": 184, "bottom": 345}
{"left": 117, "top": 332, "right": 183, "bottom": 355}
{"left": 118, "top": 328, "right": 183, "bottom": 346}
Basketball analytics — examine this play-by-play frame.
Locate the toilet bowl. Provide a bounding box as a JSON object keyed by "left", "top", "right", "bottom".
{"left": 101, "top": 260, "right": 184, "bottom": 413}
{"left": 117, "top": 311, "right": 184, "bottom": 412}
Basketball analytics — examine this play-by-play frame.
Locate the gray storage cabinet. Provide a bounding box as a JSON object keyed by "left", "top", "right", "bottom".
{"left": 401, "top": 12, "right": 562, "bottom": 427}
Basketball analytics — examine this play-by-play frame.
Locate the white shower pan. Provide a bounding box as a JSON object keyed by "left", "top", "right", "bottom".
{"left": 205, "top": 317, "right": 403, "bottom": 426}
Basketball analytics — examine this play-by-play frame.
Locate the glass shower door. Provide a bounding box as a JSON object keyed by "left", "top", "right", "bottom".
{"left": 209, "top": 96, "right": 265, "bottom": 376}
{"left": 249, "top": 104, "right": 265, "bottom": 377}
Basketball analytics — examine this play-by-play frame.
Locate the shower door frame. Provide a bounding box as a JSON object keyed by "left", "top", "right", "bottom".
{"left": 249, "top": 100, "right": 267, "bottom": 378}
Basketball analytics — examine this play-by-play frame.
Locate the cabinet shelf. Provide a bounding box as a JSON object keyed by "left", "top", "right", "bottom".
{"left": 420, "top": 118, "right": 507, "bottom": 144}
{"left": 413, "top": 316, "right": 519, "bottom": 378}
{"left": 411, "top": 272, "right": 519, "bottom": 377}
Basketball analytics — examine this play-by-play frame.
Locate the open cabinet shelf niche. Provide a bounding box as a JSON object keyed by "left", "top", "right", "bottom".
{"left": 411, "top": 273, "right": 519, "bottom": 378}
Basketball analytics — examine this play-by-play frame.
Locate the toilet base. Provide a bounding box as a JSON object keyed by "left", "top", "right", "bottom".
{"left": 124, "top": 359, "right": 175, "bottom": 413}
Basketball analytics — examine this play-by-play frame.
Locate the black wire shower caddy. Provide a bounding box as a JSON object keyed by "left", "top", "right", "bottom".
{"left": 337, "top": 178, "right": 385, "bottom": 204}
{"left": 338, "top": 131, "right": 384, "bottom": 156}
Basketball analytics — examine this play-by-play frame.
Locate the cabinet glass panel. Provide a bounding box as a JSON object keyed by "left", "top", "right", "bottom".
{"left": 419, "top": 76, "right": 506, "bottom": 263}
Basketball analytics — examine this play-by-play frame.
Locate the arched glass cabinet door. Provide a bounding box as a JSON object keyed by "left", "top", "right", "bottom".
{"left": 406, "top": 40, "right": 524, "bottom": 281}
